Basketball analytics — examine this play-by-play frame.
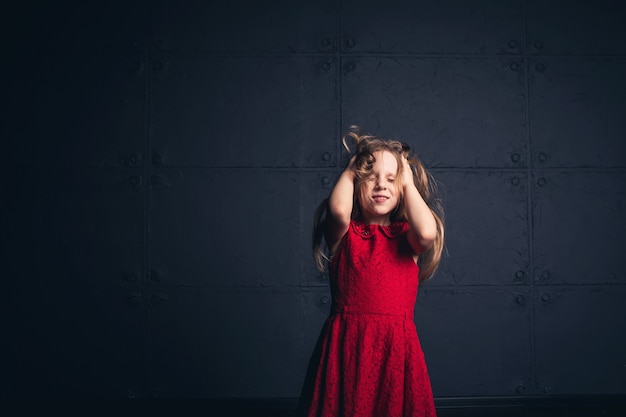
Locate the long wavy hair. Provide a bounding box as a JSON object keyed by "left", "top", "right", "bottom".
{"left": 313, "top": 126, "right": 445, "bottom": 282}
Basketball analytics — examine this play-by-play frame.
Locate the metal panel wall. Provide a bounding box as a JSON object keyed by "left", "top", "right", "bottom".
{"left": 2, "top": 0, "right": 625, "bottom": 400}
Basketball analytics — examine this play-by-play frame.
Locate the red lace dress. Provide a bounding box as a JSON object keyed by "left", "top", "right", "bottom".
{"left": 299, "top": 220, "right": 436, "bottom": 417}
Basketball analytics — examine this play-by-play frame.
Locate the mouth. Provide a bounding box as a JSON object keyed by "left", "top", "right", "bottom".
{"left": 372, "top": 195, "right": 389, "bottom": 203}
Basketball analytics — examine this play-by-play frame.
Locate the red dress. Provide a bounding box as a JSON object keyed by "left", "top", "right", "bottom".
{"left": 299, "top": 220, "right": 436, "bottom": 417}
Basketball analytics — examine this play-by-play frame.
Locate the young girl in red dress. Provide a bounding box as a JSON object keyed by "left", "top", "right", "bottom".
{"left": 298, "top": 127, "right": 444, "bottom": 417}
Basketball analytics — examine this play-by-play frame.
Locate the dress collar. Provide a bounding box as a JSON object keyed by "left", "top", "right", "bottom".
{"left": 351, "top": 220, "right": 407, "bottom": 238}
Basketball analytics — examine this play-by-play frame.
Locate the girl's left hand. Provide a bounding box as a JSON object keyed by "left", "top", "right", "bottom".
{"left": 402, "top": 156, "right": 415, "bottom": 187}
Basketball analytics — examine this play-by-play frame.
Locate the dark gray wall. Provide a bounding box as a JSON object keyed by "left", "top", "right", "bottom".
{"left": 1, "top": 0, "right": 625, "bottom": 399}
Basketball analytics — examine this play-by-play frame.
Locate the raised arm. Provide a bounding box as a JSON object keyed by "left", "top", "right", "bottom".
{"left": 325, "top": 157, "right": 356, "bottom": 254}
{"left": 402, "top": 158, "right": 437, "bottom": 254}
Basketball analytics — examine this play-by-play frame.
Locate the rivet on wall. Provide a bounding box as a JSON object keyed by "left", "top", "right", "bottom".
{"left": 516, "top": 385, "right": 526, "bottom": 395}
{"left": 345, "top": 62, "right": 356, "bottom": 73}
{"left": 346, "top": 38, "right": 356, "bottom": 49}
{"left": 322, "top": 152, "right": 332, "bottom": 162}
{"left": 507, "top": 40, "right": 518, "bottom": 50}
{"left": 515, "top": 295, "right": 526, "bottom": 306}
{"left": 535, "top": 62, "right": 546, "bottom": 73}
{"left": 127, "top": 59, "right": 144, "bottom": 77}
{"left": 509, "top": 61, "right": 519, "bottom": 72}
{"left": 321, "top": 61, "right": 332, "bottom": 72}
{"left": 537, "top": 152, "right": 548, "bottom": 163}
{"left": 153, "top": 36, "right": 177, "bottom": 52}
{"left": 151, "top": 174, "right": 171, "bottom": 188}
{"left": 514, "top": 270, "right": 525, "bottom": 282}
{"left": 510, "top": 177, "right": 520, "bottom": 186}
{"left": 321, "top": 295, "right": 330, "bottom": 305}
{"left": 540, "top": 270, "right": 551, "bottom": 281}
{"left": 536, "top": 177, "right": 547, "bottom": 187}
{"left": 510, "top": 153, "right": 521, "bottom": 164}
{"left": 321, "top": 37, "right": 338, "bottom": 50}
{"left": 149, "top": 293, "right": 168, "bottom": 309}
{"left": 129, "top": 175, "right": 143, "bottom": 192}
{"left": 534, "top": 40, "right": 544, "bottom": 50}
{"left": 124, "top": 272, "right": 138, "bottom": 284}
{"left": 125, "top": 152, "right": 142, "bottom": 167}
{"left": 541, "top": 293, "right": 551, "bottom": 303}
{"left": 149, "top": 269, "right": 162, "bottom": 283}
{"left": 127, "top": 292, "right": 142, "bottom": 305}
{"left": 321, "top": 176, "right": 331, "bottom": 187}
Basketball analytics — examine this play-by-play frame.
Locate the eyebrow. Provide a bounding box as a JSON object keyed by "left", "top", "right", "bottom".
{"left": 369, "top": 172, "right": 396, "bottom": 179}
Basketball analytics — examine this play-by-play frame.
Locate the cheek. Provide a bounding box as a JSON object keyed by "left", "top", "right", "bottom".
{"left": 357, "top": 186, "right": 369, "bottom": 206}
{"left": 391, "top": 189, "right": 402, "bottom": 206}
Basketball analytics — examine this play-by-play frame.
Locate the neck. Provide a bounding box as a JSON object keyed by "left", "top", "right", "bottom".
{"left": 360, "top": 214, "right": 391, "bottom": 226}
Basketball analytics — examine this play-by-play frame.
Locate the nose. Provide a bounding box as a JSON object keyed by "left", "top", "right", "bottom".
{"left": 375, "top": 177, "right": 386, "bottom": 189}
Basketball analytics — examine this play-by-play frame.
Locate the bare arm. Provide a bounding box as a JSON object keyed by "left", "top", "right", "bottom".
{"left": 325, "top": 157, "right": 356, "bottom": 254}
{"left": 402, "top": 158, "right": 437, "bottom": 254}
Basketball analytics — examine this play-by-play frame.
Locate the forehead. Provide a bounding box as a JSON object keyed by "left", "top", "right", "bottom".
{"left": 373, "top": 150, "right": 398, "bottom": 173}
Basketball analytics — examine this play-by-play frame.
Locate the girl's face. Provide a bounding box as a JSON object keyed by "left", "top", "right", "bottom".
{"left": 359, "top": 150, "right": 400, "bottom": 225}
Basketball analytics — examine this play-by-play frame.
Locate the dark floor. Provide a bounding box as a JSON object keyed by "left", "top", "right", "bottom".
{"left": 206, "top": 406, "right": 626, "bottom": 417}
{"left": 219, "top": 406, "right": 626, "bottom": 417}
{"left": 199, "top": 397, "right": 626, "bottom": 417}
{"left": 183, "top": 397, "right": 626, "bottom": 417}
{"left": 3, "top": 397, "right": 625, "bottom": 417}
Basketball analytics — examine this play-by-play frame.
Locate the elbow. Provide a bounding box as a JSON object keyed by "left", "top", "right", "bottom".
{"left": 411, "top": 227, "right": 437, "bottom": 253}
{"left": 328, "top": 204, "right": 352, "bottom": 226}
{"left": 419, "top": 234, "right": 436, "bottom": 251}
{"left": 419, "top": 219, "right": 439, "bottom": 249}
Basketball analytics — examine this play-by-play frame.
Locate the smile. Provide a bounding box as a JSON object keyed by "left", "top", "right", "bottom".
{"left": 372, "top": 195, "right": 389, "bottom": 203}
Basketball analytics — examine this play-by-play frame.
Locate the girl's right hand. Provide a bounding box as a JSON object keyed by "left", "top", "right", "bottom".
{"left": 347, "top": 154, "right": 357, "bottom": 171}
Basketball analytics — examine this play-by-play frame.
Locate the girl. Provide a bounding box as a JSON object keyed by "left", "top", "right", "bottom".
{"left": 298, "top": 127, "right": 444, "bottom": 417}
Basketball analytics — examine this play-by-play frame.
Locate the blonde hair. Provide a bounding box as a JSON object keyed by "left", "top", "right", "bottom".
{"left": 313, "top": 126, "right": 445, "bottom": 282}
